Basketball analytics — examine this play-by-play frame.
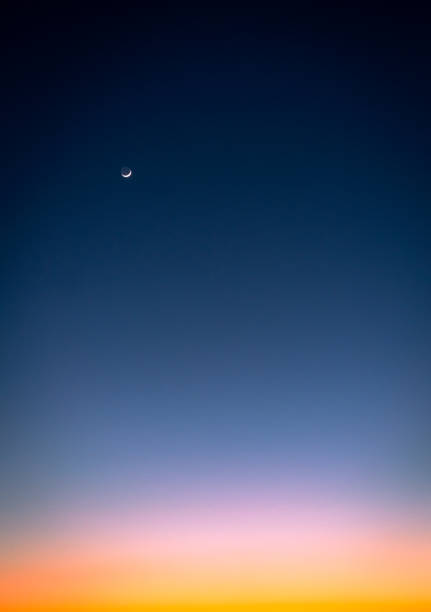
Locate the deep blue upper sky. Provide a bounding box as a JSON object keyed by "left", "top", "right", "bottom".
{"left": 2, "top": 7, "right": 430, "bottom": 526}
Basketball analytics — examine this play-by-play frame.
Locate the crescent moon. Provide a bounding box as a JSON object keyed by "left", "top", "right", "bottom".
{"left": 122, "top": 169, "right": 132, "bottom": 178}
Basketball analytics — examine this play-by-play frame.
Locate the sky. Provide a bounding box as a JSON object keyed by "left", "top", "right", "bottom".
{"left": 1, "top": 6, "right": 431, "bottom": 611}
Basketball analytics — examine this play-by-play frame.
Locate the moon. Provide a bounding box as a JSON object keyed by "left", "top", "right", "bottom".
{"left": 121, "top": 167, "right": 132, "bottom": 178}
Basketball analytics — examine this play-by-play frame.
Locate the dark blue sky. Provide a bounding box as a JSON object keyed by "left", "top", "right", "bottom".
{"left": 2, "top": 7, "right": 431, "bottom": 529}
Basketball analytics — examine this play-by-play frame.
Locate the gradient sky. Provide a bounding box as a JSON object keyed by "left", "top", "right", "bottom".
{"left": 2, "top": 6, "right": 431, "bottom": 611}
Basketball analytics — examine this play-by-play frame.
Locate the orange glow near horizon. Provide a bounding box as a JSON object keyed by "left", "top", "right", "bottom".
{"left": 1, "top": 498, "right": 430, "bottom": 611}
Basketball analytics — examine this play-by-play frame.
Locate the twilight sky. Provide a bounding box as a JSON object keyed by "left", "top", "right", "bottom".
{"left": 1, "top": 6, "right": 431, "bottom": 610}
